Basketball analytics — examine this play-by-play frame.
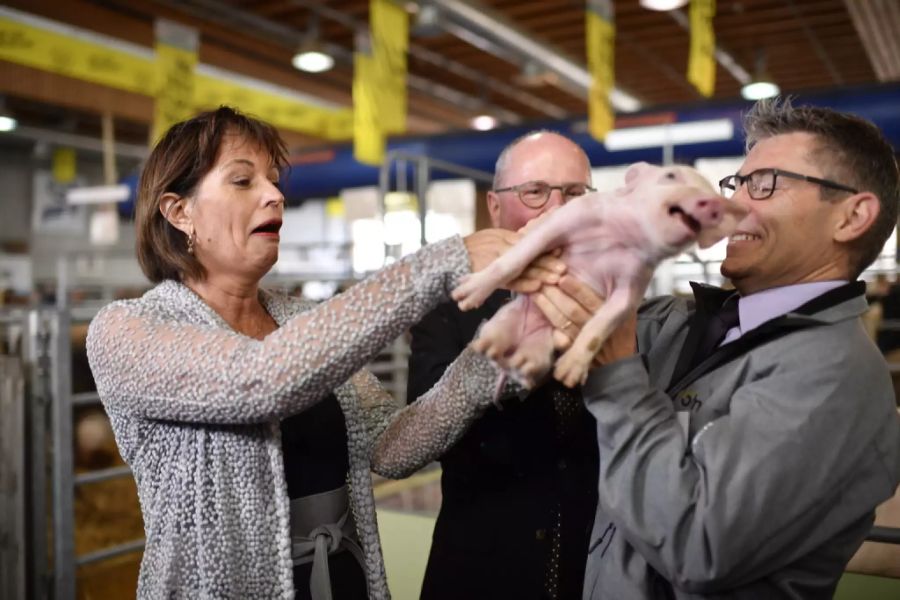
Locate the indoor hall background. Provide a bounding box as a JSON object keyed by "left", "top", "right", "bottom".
{"left": 1, "top": 1, "right": 900, "bottom": 599}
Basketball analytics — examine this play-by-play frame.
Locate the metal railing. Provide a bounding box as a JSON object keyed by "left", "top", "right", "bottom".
{"left": 45, "top": 256, "right": 147, "bottom": 599}
{"left": 1, "top": 334, "right": 27, "bottom": 599}
{"left": 40, "top": 301, "right": 412, "bottom": 599}
{"left": 377, "top": 149, "right": 493, "bottom": 253}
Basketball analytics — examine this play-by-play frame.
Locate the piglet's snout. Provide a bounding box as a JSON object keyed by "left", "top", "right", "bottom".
{"left": 689, "top": 196, "right": 725, "bottom": 226}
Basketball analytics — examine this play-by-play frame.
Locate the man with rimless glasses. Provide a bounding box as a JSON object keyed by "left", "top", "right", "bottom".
{"left": 537, "top": 98, "right": 900, "bottom": 598}
{"left": 406, "top": 131, "right": 602, "bottom": 600}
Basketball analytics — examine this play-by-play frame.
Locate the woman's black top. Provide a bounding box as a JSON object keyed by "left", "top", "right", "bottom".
{"left": 281, "top": 394, "right": 368, "bottom": 599}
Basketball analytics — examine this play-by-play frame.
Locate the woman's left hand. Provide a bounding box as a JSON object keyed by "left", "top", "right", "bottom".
{"left": 462, "top": 229, "right": 566, "bottom": 293}
{"left": 463, "top": 228, "right": 520, "bottom": 272}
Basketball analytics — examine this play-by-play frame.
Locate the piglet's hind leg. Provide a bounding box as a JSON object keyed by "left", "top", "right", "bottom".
{"left": 507, "top": 325, "right": 555, "bottom": 389}
{"left": 472, "top": 298, "right": 528, "bottom": 361}
{"left": 554, "top": 286, "right": 638, "bottom": 388}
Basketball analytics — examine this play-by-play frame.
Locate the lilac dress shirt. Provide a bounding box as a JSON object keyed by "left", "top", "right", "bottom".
{"left": 720, "top": 280, "right": 847, "bottom": 346}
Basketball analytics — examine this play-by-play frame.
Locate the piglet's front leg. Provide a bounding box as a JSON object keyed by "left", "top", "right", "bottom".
{"left": 452, "top": 256, "right": 523, "bottom": 312}
{"left": 453, "top": 198, "right": 593, "bottom": 311}
{"left": 472, "top": 298, "right": 527, "bottom": 361}
{"left": 554, "top": 284, "right": 641, "bottom": 388}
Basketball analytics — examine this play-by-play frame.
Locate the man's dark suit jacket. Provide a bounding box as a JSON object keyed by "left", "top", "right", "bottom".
{"left": 407, "top": 290, "right": 600, "bottom": 600}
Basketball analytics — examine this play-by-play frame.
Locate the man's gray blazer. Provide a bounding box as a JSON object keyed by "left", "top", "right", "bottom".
{"left": 582, "top": 283, "right": 900, "bottom": 599}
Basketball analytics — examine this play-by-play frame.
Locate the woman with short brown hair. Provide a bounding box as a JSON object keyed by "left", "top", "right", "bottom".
{"left": 87, "top": 106, "right": 556, "bottom": 599}
{"left": 134, "top": 107, "right": 290, "bottom": 284}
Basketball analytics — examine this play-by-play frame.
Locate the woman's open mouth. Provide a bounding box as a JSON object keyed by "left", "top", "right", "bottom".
{"left": 251, "top": 220, "right": 282, "bottom": 237}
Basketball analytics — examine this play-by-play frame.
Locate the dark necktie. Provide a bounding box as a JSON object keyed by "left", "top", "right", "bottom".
{"left": 691, "top": 294, "right": 740, "bottom": 369}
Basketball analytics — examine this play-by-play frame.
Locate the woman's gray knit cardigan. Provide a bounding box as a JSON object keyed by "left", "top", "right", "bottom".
{"left": 86, "top": 237, "right": 503, "bottom": 599}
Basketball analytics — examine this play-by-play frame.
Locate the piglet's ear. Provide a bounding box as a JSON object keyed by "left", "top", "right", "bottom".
{"left": 624, "top": 161, "right": 651, "bottom": 186}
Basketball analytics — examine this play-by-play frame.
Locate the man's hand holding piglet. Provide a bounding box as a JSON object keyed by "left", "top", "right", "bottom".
{"left": 533, "top": 275, "right": 637, "bottom": 368}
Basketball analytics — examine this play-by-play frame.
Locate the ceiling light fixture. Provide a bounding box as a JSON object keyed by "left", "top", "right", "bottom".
{"left": 604, "top": 118, "right": 734, "bottom": 151}
{"left": 741, "top": 51, "right": 780, "bottom": 101}
{"left": 741, "top": 80, "right": 780, "bottom": 101}
{"left": 639, "top": 0, "right": 688, "bottom": 11}
{"left": 471, "top": 115, "right": 498, "bottom": 131}
{"left": 0, "top": 115, "right": 16, "bottom": 132}
{"left": 291, "top": 14, "right": 334, "bottom": 74}
{"left": 0, "top": 95, "right": 16, "bottom": 132}
{"left": 412, "top": 3, "right": 443, "bottom": 37}
{"left": 292, "top": 44, "right": 335, "bottom": 73}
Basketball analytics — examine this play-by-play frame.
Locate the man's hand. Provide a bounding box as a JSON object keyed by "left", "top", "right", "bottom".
{"left": 533, "top": 275, "right": 637, "bottom": 365}
{"left": 533, "top": 274, "right": 602, "bottom": 350}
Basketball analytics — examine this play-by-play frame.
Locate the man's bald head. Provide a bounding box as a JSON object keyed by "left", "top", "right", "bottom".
{"left": 493, "top": 130, "right": 592, "bottom": 190}
{"left": 488, "top": 130, "right": 593, "bottom": 231}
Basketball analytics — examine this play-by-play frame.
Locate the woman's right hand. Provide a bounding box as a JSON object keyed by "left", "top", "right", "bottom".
{"left": 462, "top": 229, "right": 566, "bottom": 293}
{"left": 462, "top": 228, "right": 520, "bottom": 273}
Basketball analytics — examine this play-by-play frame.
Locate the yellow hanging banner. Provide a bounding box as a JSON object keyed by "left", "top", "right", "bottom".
{"left": 151, "top": 20, "right": 198, "bottom": 143}
{"left": 0, "top": 10, "right": 353, "bottom": 141}
{"left": 52, "top": 147, "right": 76, "bottom": 183}
{"left": 192, "top": 74, "right": 354, "bottom": 141}
{"left": 585, "top": 0, "right": 615, "bottom": 141}
{"left": 687, "top": 0, "right": 716, "bottom": 98}
{"left": 370, "top": 0, "right": 408, "bottom": 135}
{"left": 0, "top": 15, "right": 153, "bottom": 94}
{"left": 353, "top": 52, "right": 385, "bottom": 166}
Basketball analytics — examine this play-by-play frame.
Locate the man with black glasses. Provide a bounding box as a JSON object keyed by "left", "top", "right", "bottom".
{"left": 406, "top": 131, "right": 601, "bottom": 600}
{"left": 538, "top": 99, "right": 900, "bottom": 598}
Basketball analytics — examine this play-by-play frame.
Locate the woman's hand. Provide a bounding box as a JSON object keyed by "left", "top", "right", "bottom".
{"left": 462, "top": 228, "right": 519, "bottom": 272}
{"left": 462, "top": 228, "right": 565, "bottom": 294}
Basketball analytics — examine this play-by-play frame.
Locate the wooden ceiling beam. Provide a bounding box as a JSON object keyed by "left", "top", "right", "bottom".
{"left": 255, "top": 1, "right": 304, "bottom": 19}
{"left": 0, "top": 61, "right": 154, "bottom": 125}
{"left": 3, "top": 0, "right": 471, "bottom": 134}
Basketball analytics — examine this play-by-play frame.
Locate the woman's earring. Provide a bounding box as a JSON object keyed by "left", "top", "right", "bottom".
{"left": 187, "top": 228, "right": 196, "bottom": 254}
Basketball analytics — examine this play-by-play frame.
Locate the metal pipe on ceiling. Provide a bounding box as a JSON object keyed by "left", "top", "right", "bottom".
{"left": 406, "top": 73, "right": 521, "bottom": 124}
{"left": 3, "top": 126, "right": 148, "bottom": 159}
{"left": 401, "top": 36, "right": 569, "bottom": 119}
{"left": 786, "top": 0, "right": 843, "bottom": 85}
{"left": 429, "top": 0, "right": 642, "bottom": 113}
{"left": 160, "top": 0, "right": 536, "bottom": 123}
{"left": 844, "top": 0, "right": 900, "bottom": 82}
{"left": 284, "top": 0, "right": 570, "bottom": 119}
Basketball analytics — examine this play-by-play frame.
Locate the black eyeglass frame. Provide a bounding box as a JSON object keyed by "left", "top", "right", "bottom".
{"left": 492, "top": 180, "right": 597, "bottom": 208}
{"left": 718, "top": 168, "right": 858, "bottom": 200}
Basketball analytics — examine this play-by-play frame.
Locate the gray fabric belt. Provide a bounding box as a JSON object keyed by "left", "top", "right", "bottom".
{"left": 289, "top": 485, "right": 367, "bottom": 600}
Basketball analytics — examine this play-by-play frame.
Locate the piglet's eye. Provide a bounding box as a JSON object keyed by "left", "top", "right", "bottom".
{"left": 665, "top": 172, "right": 677, "bottom": 180}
